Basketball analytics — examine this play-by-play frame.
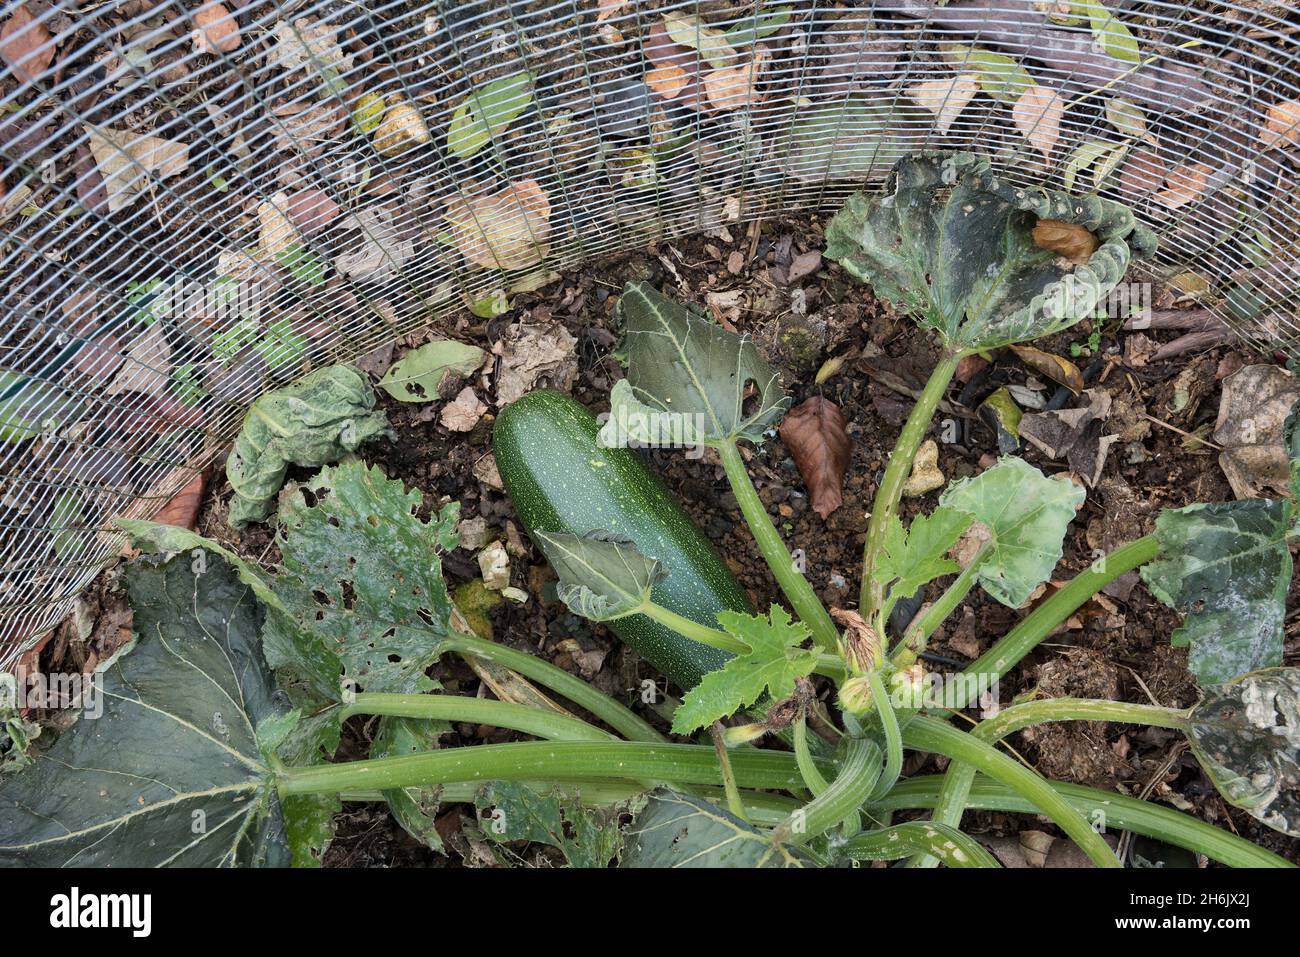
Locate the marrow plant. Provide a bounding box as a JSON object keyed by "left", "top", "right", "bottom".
{"left": 0, "top": 151, "right": 1295, "bottom": 869}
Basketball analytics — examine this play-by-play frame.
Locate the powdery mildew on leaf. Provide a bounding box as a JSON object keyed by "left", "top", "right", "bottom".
{"left": 622, "top": 789, "right": 810, "bottom": 867}
{"left": 537, "top": 529, "right": 666, "bottom": 621}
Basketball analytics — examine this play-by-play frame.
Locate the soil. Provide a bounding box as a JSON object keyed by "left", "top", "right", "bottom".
{"left": 24, "top": 212, "right": 1300, "bottom": 868}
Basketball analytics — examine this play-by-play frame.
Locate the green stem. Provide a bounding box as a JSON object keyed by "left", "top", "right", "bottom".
{"left": 844, "top": 822, "right": 1001, "bottom": 868}
{"left": 793, "top": 715, "right": 830, "bottom": 796}
{"left": 773, "top": 737, "right": 881, "bottom": 845}
{"left": 891, "top": 542, "right": 991, "bottom": 666}
{"left": 912, "top": 697, "right": 1190, "bottom": 867}
{"left": 861, "top": 353, "right": 960, "bottom": 614}
{"left": 717, "top": 438, "right": 839, "bottom": 652}
{"left": 867, "top": 671, "right": 902, "bottom": 800}
{"left": 957, "top": 536, "right": 1158, "bottom": 707}
{"left": 343, "top": 693, "right": 616, "bottom": 742}
{"left": 441, "top": 631, "right": 664, "bottom": 743}
{"left": 710, "top": 723, "right": 749, "bottom": 822}
{"left": 279, "top": 740, "right": 827, "bottom": 797}
{"left": 879, "top": 776, "right": 1294, "bottom": 869}
{"left": 902, "top": 716, "right": 1120, "bottom": 867}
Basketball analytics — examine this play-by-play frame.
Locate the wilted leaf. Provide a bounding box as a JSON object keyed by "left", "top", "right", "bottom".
{"left": 151, "top": 469, "right": 209, "bottom": 530}
{"left": 939, "top": 456, "right": 1086, "bottom": 607}
{"left": 0, "top": 5, "right": 54, "bottom": 84}
{"left": 1212, "top": 365, "right": 1300, "bottom": 500}
{"left": 874, "top": 506, "right": 973, "bottom": 614}
{"left": 723, "top": 6, "right": 793, "bottom": 47}
{"left": 1019, "top": 389, "right": 1116, "bottom": 487}
{"left": 703, "top": 48, "right": 766, "bottom": 112}
{"left": 942, "top": 45, "right": 1034, "bottom": 103}
{"left": 1188, "top": 668, "right": 1300, "bottom": 837}
{"left": 1031, "top": 220, "right": 1099, "bottom": 267}
{"left": 0, "top": 554, "right": 300, "bottom": 866}
{"left": 226, "top": 365, "right": 390, "bottom": 527}
{"left": 193, "top": 3, "right": 241, "bottom": 54}
{"left": 906, "top": 74, "right": 980, "bottom": 136}
{"left": 623, "top": 790, "right": 809, "bottom": 867}
{"left": 1061, "top": 139, "right": 1120, "bottom": 192}
{"left": 447, "top": 71, "right": 534, "bottom": 158}
{"left": 598, "top": 281, "right": 788, "bottom": 446}
{"left": 902, "top": 438, "right": 945, "bottom": 497}
{"left": 334, "top": 207, "right": 414, "bottom": 280}
{"left": 1012, "top": 85, "right": 1066, "bottom": 158}
{"left": 493, "top": 321, "right": 577, "bottom": 407}
{"left": 1142, "top": 499, "right": 1291, "bottom": 685}
{"left": 440, "top": 386, "right": 487, "bottom": 432}
{"left": 646, "top": 64, "right": 690, "bottom": 99}
{"left": 373, "top": 99, "right": 430, "bottom": 157}
{"left": 536, "top": 530, "right": 665, "bottom": 622}
{"left": 286, "top": 188, "right": 339, "bottom": 237}
{"left": 978, "top": 387, "right": 1023, "bottom": 454}
{"left": 476, "top": 782, "right": 626, "bottom": 867}
{"left": 779, "top": 396, "right": 850, "bottom": 519}
{"left": 825, "top": 151, "right": 1154, "bottom": 351}
{"left": 85, "top": 125, "right": 191, "bottom": 214}
{"left": 371, "top": 715, "right": 446, "bottom": 853}
{"left": 0, "top": 372, "right": 71, "bottom": 442}
{"left": 445, "top": 179, "right": 552, "bottom": 271}
{"left": 662, "top": 12, "right": 735, "bottom": 70}
{"left": 1154, "top": 162, "right": 1212, "bottom": 210}
{"left": 271, "top": 17, "right": 352, "bottom": 78}
{"left": 1260, "top": 99, "right": 1300, "bottom": 150}
{"left": 1010, "top": 344, "right": 1085, "bottom": 393}
{"left": 1105, "top": 97, "right": 1147, "bottom": 139}
{"left": 672, "top": 606, "right": 815, "bottom": 733}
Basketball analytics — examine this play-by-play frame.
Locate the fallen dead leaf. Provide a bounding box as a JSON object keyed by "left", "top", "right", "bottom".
{"left": 1260, "top": 99, "right": 1300, "bottom": 150}
{"left": 105, "top": 323, "right": 172, "bottom": 400}
{"left": 1020, "top": 390, "right": 1116, "bottom": 488}
{"left": 335, "top": 207, "right": 414, "bottom": 280}
{"left": 1031, "top": 219, "right": 1097, "bottom": 265}
{"left": 1117, "top": 147, "right": 1167, "bottom": 196}
{"left": 1, "top": 5, "right": 55, "bottom": 84}
{"left": 779, "top": 396, "right": 851, "bottom": 519}
{"left": 258, "top": 191, "right": 300, "bottom": 257}
{"left": 192, "top": 3, "right": 241, "bottom": 55}
{"left": 373, "top": 99, "right": 430, "bottom": 156}
{"left": 286, "top": 187, "right": 339, "bottom": 237}
{"left": 72, "top": 335, "right": 125, "bottom": 381}
{"left": 703, "top": 49, "right": 767, "bottom": 112}
{"left": 902, "top": 438, "right": 945, "bottom": 497}
{"left": 1009, "top": 344, "right": 1084, "bottom": 394}
{"left": 440, "top": 387, "right": 488, "bottom": 432}
{"left": 478, "top": 541, "right": 510, "bottom": 590}
{"left": 1154, "top": 162, "right": 1212, "bottom": 210}
{"left": 152, "top": 469, "right": 210, "bottom": 530}
{"left": 271, "top": 17, "right": 352, "bottom": 77}
{"left": 1013, "top": 85, "right": 1066, "bottom": 158}
{"left": 646, "top": 65, "right": 689, "bottom": 99}
{"left": 906, "top": 73, "right": 979, "bottom": 135}
{"left": 473, "top": 452, "right": 504, "bottom": 490}
{"left": 85, "top": 125, "right": 191, "bottom": 213}
{"left": 445, "top": 179, "right": 552, "bottom": 271}
{"left": 493, "top": 321, "right": 578, "bottom": 407}
{"left": 1212, "top": 363, "right": 1300, "bottom": 500}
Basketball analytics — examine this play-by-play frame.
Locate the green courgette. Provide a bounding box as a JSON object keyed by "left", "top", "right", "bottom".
{"left": 493, "top": 389, "right": 753, "bottom": 689}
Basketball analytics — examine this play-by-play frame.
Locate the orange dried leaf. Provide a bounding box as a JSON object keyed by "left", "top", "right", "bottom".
{"left": 703, "top": 49, "right": 767, "bottom": 112}
{"left": 1154, "top": 162, "right": 1212, "bottom": 209}
{"left": 444, "top": 179, "right": 552, "bottom": 270}
{"left": 1012, "top": 84, "right": 1066, "bottom": 158}
{"left": 1260, "top": 99, "right": 1300, "bottom": 150}
{"left": 1117, "top": 147, "right": 1166, "bottom": 196}
{"left": 0, "top": 5, "right": 54, "bottom": 84}
{"left": 192, "top": 3, "right": 241, "bottom": 55}
{"left": 1009, "top": 344, "right": 1085, "bottom": 395}
{"left": 1031, "top": 219, "right": 1098, "bottom": 265}
{"left": 778, "top": 396, "right": 851, "bottom": 519}
{"left": 152, "top": 470, "right": 210, "bottom": 531}
{"left": 646, "top": 65, "right": 689, "bottom": 99}
{"left": 906, "top": 74, "right": 979, "bottom": 135}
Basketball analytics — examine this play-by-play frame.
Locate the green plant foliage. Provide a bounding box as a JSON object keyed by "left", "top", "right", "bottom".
{"left": 372, "top": 715, "right": 447, "bottom": 852}
{"left": 672, "top": 606, "right": 816, "bottom": 734}
{"left": 446, "top": 72, "right": 534, "bottom": 158}
{"left": 939, "top": 457, "right": 1085, "bottom": 607}
{"left": 226, "top": 365, "right": 390, "bottom": 527}
{"left": 1077, "top": 1, "right": 1141, "bottom": 63}
{"left": 378, "top": 339, "right": 486, "bottom": 402}
{"left": 622, "top": 790, "right": 809, "bottom": 867}
{"left": 943, "top": 45, "right": 1034, "bottom": 102}
{"left": 0, "top": 554, "right": 328, "bottom": 867}
{"left": 824, "top": 151, "right": 1156, "bottom": 351}
{"left": 1187, "top": 668, "right": 1300, "bottom": 837}
{"left": 475, "top": 782, "right": 627, "bottom": 867}
{"left": 778, "top": 98, "right": 927, "bottom": 182}
{"left": 536, "top": 530, "right": 665, "bottom": 621}
{"left": 599, "top": 281, "right": 788, "bottom": 446}
{"left": 1141, "top": 500, "right": 1292, "bottom": 685}
{"left": 723, "top": 5, "right": 793, "bottom": 47}
{"left": 874, "top": 507, "right": 973, "bottom": 615}
{"left": 0, "top": 372, "right": 70, "bottom": 443}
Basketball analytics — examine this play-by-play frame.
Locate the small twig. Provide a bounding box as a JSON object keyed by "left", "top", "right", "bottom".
{"left": 1139, "top": 412, "right": 1223, "bottom": 451}
{"left": 1148, "top": 328, "right": 1232, "bottom": 363}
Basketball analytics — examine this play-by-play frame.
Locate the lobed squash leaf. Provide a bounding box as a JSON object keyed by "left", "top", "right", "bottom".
{"left": 824, "top": 151, "right": 1156, "bottom": 351}
{"left": 475, "top": 781, "right": 627, "bottom": 867}
{"left": 1141, "top": 500, "right": 1292, "bottom": 685}
{"left": 622, "top": 789, "right": 810, "bottom": 867}
{"left": 938, "top": 456, "right": 1085, "bottom": 607}
{"left": 874, "top": 506, "right": 974, "bottom": 616}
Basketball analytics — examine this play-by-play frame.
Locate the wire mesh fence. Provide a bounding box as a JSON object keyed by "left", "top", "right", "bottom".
{"left": 0, "top": 0, "right": 1297, "bottom": 669}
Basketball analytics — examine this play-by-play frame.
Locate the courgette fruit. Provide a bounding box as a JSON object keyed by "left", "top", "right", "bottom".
{"left": 493, "top": 389, "right": 752, "bottom": 689}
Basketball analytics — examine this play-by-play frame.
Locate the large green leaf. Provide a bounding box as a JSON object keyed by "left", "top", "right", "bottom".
{"left": 874, "top": 506, "right": 973, "bottom": 616}
{"left": 939, "top": 457, "right": 1085, "bottom": 607}
{"left": 1188, "top": 668, "right": 1300, "bottom": 837}
{"left": 824, "top": 151, "right": 1156, "bottom": 350}
{"left": 0, "top": 555, "right": 306, "bottom": 867}
{"left": 1141, "top": 500, "right": 1292, "bottom": 685}
{"left": 599, "top": 282, "right": 789, "bottom": 446}
{"left": 672, "top": 606, "right": 816, "bottom": 734}
{"left": 446, "top": 72, "right": 534, "bottom": 159}
{"left": 536, "top": 530, "right": 665, "bottom": 621}
{"left": 226, "top": 365, "right": 390, "bottom": 527}
{"left": 1285, "top": 396, "right": 1300, "bottom": 504}
{"left": 622, "top": 790, "right": 809, "bottom": 867}
{"left": 475, "top": 782, "right": 626, "bottom": 867}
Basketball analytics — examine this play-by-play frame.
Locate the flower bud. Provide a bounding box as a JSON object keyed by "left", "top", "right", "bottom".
{"left": 837, "top": 675, "right": 875, "bottom": 717}
{"left": 890, "top": 664, "right": 928, "bottom": 709}
{"left": 830, "top": 608, "right": 881, "bottom": 675}
{"left": 721, "top": 723, "right": 768, "bottom": 748}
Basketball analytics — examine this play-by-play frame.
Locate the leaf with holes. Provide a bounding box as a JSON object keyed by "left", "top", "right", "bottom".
{"left": 939, "top": 456, "right": 1085, "bottom": 607}
{"left": 672, "top": 606, "right": 815, "bottom": 733}
{"left": 1188, "top": 668, "right": 1300, "bottom": 837}
{"left": 1141, "top": 500, "right": 1292, "bottom": 685}
{"left": 378, "top": 339, "right": 486, "bottom": 403}
{"left": 475, "top": 781, "right": 628, "bottom": 867}
{"left": 447, "top": 71, "right": 535, "bottom": 159}
{"left": 825, "top": 151, "right": 1155, "bottom": 350}
{"left": 599, "top": 281, "right": 788, "bottom": 447}
{"left": 536, "top": 530, "right": 665, "bottom": 621}
{"left": 0, "top": 553, "right": 327, "bottom": 867}
{"left": 622, "top": 789, "right": 810, "bottom": 867}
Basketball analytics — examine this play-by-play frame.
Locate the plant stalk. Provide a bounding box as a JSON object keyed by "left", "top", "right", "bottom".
{"left": 891, "top": 541, "right": 991, "bottom": 665}
{"left": 773, "top": 736, "right": 881, "bottom": 845}
{"left": 342, "top": 693, "right": 616, "bottom": 742}
{"left": 867, "top": 671, "right": 902, "bottom": 800}
{"left": 710, "top": 722, "right": 749, "bottom": 822}
{"left": 716, "top": 438, "right": 839, "bottom": 652}
{"left": 860, "top": 353, "right": 961, "bottom": 614}
{"left": 844, "top": 822, "right": 1000, "bottom": 868}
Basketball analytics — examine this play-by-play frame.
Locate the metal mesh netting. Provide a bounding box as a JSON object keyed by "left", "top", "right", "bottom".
{"left": 0, "top": 0, "right": 1297, "bottom": 669}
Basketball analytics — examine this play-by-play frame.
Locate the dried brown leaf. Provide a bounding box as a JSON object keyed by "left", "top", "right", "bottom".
{"left": 1, "top": 5, "right": 55, "bottom": 84}
{"left": 1154, "top": 162, "right": 1212, "bottom": 210}
{"left": 1260, "top": 99, "right": 1300, "bottom": 151}
{"left": 906, "top": 73, "right": 979, "bottom": 135}
{"left": 1009, "top": 344, "right": 1085, "bottom": 395}
{"left": 192, "top": 3, "right": 241, "bottom": 54}
{"left": 440, "top": 387, "right": 488, "bottom": 432}
{"left": 646, "top": 65, "right": 689, "bottom": 99}
{"left": 152, "top": 470, "right": 210, "bottom": 531}
{"left": 1031, "top": 219, "right": 1098, "bottom": 265}
{"left": 445, "top": 179, "right": 552, "bottom": 271}
{"left": 287, "top": 187, "right": 339, "bottom": 237}
{"left": 703, "top": 49, "right": 767, "bottom": 112}
{"left": 85, "top": 125, "right": 191, "bottom": 213}
{"left": 779, "top": 396, "right": 850, "bottom": 519}
{"left": 1012, "top": 85, "right": 1065, "bottom": 158}
{"left": 1117, "top": 147, "right": 1167, "bottom": 196}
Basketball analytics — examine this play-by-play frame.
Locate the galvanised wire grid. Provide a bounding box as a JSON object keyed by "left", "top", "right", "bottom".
{"left": 0, "top": 0, "right": 1296, "bottom": 668}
